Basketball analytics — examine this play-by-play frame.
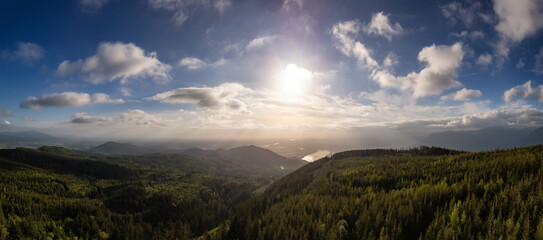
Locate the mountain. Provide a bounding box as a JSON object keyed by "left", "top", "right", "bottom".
{"left": 212, "top": 146, "right": 543, "bottom": 239}
{"left": 89, "top": 141, "right": 150, "bottom": 155}
{"left": 519, "top": 126, "right": 543, "bottom": 146}
{"left": 419, "top": 127, "right": 535, "bottom": 151}
{"left": 0, "top": 145, "right": 262, "bottom": 239}
{"left": 0, "top": 130, "right": 59, "bottom": 143}
{"left": 225, "top": 145, "right": 306, "bottom": 171}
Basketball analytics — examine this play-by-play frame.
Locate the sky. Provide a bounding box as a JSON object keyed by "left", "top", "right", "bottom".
{"left": 1, "top": 0, "right": 543, "bottom": 144}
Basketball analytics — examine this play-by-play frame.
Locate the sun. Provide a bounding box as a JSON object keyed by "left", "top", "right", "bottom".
{"left": 279, "top": 64, "right": 312, "bottom": 97}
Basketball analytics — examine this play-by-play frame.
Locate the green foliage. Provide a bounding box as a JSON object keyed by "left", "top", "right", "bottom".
{"left": 221, "top": 145, "right": 543, "bottom": 240}
{"left": 0, "top": 147, "right": 268, "bottom": 239}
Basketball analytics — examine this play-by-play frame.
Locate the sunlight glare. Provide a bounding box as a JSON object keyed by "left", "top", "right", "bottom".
{"left": 280, "top": 64, "right": 312, "bottom": 97}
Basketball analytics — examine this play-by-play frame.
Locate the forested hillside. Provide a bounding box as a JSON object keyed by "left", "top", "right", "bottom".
{"left": 0, "top": 146, "right": 297, "bottom": 239}
{"left": 212, "top": 146, "right": 543, "bottom": 240}
{"left": 4, "top": 145, "right": 543, "bottom": 239}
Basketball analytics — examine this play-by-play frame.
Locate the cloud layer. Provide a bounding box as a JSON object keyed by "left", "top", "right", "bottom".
{"left": 20, "top": 92, "right": 123, "bottom": 109}
{"left": 147, "top": 83, "right": 251, "bottom": 112}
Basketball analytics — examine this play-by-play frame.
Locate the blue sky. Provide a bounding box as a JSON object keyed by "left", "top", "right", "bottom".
{"left": 1, "top": 0, "right": 543, "bottom": 142}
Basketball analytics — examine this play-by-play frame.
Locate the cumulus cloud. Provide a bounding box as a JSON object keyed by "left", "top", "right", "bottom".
{"left": 148, "top": 0, "right": 231, "bottom": 26}
{"left": 20, "top": 92, "right": 123, "bottom": 109}
{"left": 503, "top": 80, "right": 543, "bottom": 103}
{"left": 178, "top": 57, "right": 226, "bottom": 70}
{"left": 0, "top": 120, "right": 11, "bottom": 126}
{"left": 56, "top": 42, "right": 171, "bottom": 84}
{"left": 71, "top": 112, "right": 112, "bottom": 124}
{"left": 70, "top": 110, "right": 164, "bottom": 127}
{"left": 371, "top": 42, "right": 465, "bottom": 98}
{"left": 331, "top": 19, "right": 378, "bottom": 68}
{"left": 363, "top": 12, "right": 403, "bottom": 41}
{"left": 246, "top": 35, "right": 277, "bottom": 50}
{"left": 0, "top": 108, "right": 12, "bottom": 117}
{"left": 441, "top": 88, "right": 482, "bottom": 101}
{"left": 147, "top": 83, "right": 252, "bottom": 112}
{"left": 493, "top": 0, "right": 543, "bottom": 58}
{"left": 535, "top": 46, "right": 543, "bottom": 75}
{"left": 440, "top": 1, "right": 482, "bottom": 28}
{"left": 476, "top": 53, "right": 493, "bottom": 68}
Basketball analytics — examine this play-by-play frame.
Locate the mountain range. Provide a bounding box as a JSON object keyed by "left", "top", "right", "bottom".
{"left": 418, "top": 127, "right": 542, "bottom": 151}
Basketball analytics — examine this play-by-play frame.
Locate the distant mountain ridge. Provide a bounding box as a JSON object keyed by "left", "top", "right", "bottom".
{"left": 0, "top": 131, "right": 59, "bottom": 143}
{"left": 88, "top": 141, "right": 307, "bottom": 171}
{"left": 419, "top": 127, "right": 540, "bottom": 151}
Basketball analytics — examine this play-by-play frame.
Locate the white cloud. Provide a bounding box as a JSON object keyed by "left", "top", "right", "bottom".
{"left": 493, "top": 0, "right": 543, "bottom": 58}
{"left": 71, "top": 112, "right": 112, "bottom": 124}
{"left": 70, "top": 109, "right": 165, "bottom": 127}
{"left": 56, "top": 42, "right": 171, "bottom": 84}
{"left": 371, "top": 42, "right": 465, "bottom": 98}
{"left": 282, "top": 0, "right": 303, "bottom": 11}
{"left": 178, "top": 57, "right": 226, "bottom": 70}
{"left": 494, "top": 0, "right": 543, "bottom": 42}
{"left": 120, "top": 109, "right": 165, "bottom": 127}
{"left": 147, "top": 83, "right": 252, "bottom": 112}
{"left": 535, "top": 46, "right": 543, "bottom": 75}
{"left": 441, "top": 88, "right": 482, "bottom": 101}
{"left": 1, "top": 120, "right": 11, "bottom": 126}
{"left": 363, "top": 12, "right": 403, "bottom": 41}
{"left": 331, "top": 19, "right": 378, "bottom": 68}
{"left": 178, "top": 57, "right": 206, "bottom": 70}
{"left": 503, "top": 80, "right": 543, "bottom": 103}
{"left": 20, "top": 92, "right": 123, "bottom": 109}
{"left": 476, "top": 53, "right": 493, "bottom": 68}
{"left": 440, "top": 1, "right": 482, "bottom": 28}
{"left": 245, "top": 35, "right": 277, "bottom": 50}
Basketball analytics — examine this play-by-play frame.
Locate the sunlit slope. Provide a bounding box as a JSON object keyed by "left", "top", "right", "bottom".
{"left": 218, "top": 146, "right": 543, "bottom": 240}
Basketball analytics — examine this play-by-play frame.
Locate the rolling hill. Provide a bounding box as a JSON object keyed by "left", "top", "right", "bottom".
{"left": 209, "top": 145, "right": 543, "bottom": 240}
